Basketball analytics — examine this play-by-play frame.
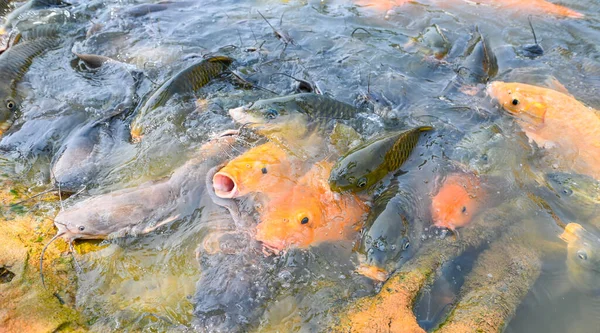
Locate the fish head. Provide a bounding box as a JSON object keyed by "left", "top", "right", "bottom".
{"left": 228, "top": 95, "right": 305, "bottom": 125}
{"left": 487, "top": 81, "right": 547, "bottom": 124}
{"left": 329, "top": 158, "right": 373, "bottom": 193}
{"left": 546, "top": 172, "right": 600, "bottom": 217}
{"left": 256, "top": 185, "right": 324, "bottom": 251}
{"left": 431, "top": 173, "right": 482, "bottom": 230}
{"left": 0, "top": 87, "right": 17, "bottom": 135}
{"left": 560, "top": 223, "right": 600, "bottom": 290}
{"left": 54, "top": 205, "right": 110, "bottom": 240}
{"left": 212, "top": 142, "right": 294, "bottom": 198}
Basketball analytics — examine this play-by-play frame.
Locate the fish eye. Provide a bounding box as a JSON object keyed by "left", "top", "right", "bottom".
{"left": 461, "top": 206, "right": 467, "bottom": 214}
{"left": 347, "top": 176, "right": 356, "bottom": 184}
{"left": 512, "top": 99, "right": 519, "bottom": 106}
{"left": 402, "top": 240, "right": 410, "bottom": 250}
{"left": 265, "top": 109, "right": 279, "bottom": 120}
{"left": 577, "top": 250, "right": 587, "bottom": 260}
{"left": 480, "top": 154, "right": 488, "bottom": 162}
{"left": 6, "top": 100, "right": 15, "bottom": 110}
{"left": 562, "top": 188, "right": 573, "bottom": 196}
{"left": 357, "top": 177, "right": 367, "bottom": 188}
{"left": 301, "top": 217, "right": 309, "bottom": 224}
{"left": 78, "top": 225, "right": 85, "bottom": 231}
{"left": 261, "top": 167, "right": 268, "bottom": 174}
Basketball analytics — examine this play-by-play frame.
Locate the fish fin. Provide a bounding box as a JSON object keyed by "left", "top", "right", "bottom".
{"left": 544, "top": 77, "right": 573, "bottom": 97}
{"left": 206, "top": 55, "right": 234, "bottom": 65}
{"left": 142, "top": 215, "right": 180, "bottom": 233}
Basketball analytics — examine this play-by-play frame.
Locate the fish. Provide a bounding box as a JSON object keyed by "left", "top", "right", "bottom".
{"left": 1, "top": 0, "right": 70, "bottom": 32}
{"left": 431, "top": 172, "right": 485, "bottom": 231}
{"left": 0, "top": 36, "right": 59, "bottom": 136}
{"left": 487, "top": 81, "right": 600, "bottom": 180}
{"left": 255, "top": 161, "right": 369, "bottom": 252}
{"left": 356, "top": 181, "right": 420, "bottom": 282}
{"left": 559, "top": 223, "right": 600, "bottom": 293}
{"left": 228, "top": 93, "right": 361, "bottom": 126}
{"left": 329, "top": 126, "right": 432, "bottom": 193}
{"left": 545, "top": 172, "right": 600, "bottom": 224}
{"left": 129, "top": 55, "right": 233, "bottom": 142}
{"left": 460, "top": 26, "right": 497, "bottom": 83}
{"left": 212, "top": 141, "right": 303, "bottom": 199}
{"left": 354, "top": 0, "right": 413, "bottom": 12}
{"left": 404, "top": 24, "right": 452, "bottom": 60}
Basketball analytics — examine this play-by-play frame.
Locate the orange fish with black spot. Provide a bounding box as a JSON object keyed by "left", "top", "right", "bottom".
{"left": 256, "top": 161, "right": 369, "bottom": 252}
{"left": 212, "top": 141, "right": 302, "bottom": 199}
{"left": 488, "top": 81, "right": 600, "bottom": 180}
{"left": 431, "top": 172, "right": 485, "bottom": 231}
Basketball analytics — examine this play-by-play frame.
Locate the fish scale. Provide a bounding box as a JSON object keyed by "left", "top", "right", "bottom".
{"left": 329, "top": 126, "right": 432, "bottom": 192}
{"left": 129, "top": 56, "right": 233, "bottom": 140}
{"left": 296, "top": 93, "right": 359, "bottom": 119}
{"left": 0, "top": 36, "right": 59, "bottom": 134}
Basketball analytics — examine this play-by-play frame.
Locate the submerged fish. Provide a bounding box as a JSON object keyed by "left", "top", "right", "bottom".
{"left": 545, "top": 172, "right": 600, "bottom": 224}
{"left": 0, "top": 36, "right": 58, "bottom": 136}
{"left": 488, "top": 81, "right": 600, "bottom": 180}
{"left": 356, "top": 182, "right": 419, "bottom": 282}
{"left": 256, "top": 161, "right": 369, "bottom": 252}
{"left": 460, "top": 26, "right": 497, "bottom": 83}
{"left": 212, "top": 141, "right": 302, "bottom": 199}
{"left": 431, "top": 172, "right": 485, "bottom": 231}
{"left": 560, "top": 223, "right": 600, "bottom": 292}
{"left": 329, "top": 126, "right": 432, "bottom": 193}
{"left": 404, "top": 24, "right": 452, "bottom": 60}
{"left": 228, "top": 93, "right": 360, "bottom": 125}
{"left": 130, "top": 55, "right": 233, "bottom": 141}
{"left": 1, "top": 0, "right": 70, "bottom": 32}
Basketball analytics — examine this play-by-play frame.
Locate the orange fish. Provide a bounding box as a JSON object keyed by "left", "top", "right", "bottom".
{"left": 354, "top": 0, "right": 413, "bottom": 12}
{"left": 354, "top": 0, "right": 583, "bottom": 18}
{"left": 484, "top": 0, "right": 583, "bottom": 18}
{"left": 212, "top": 141, "right": 301, "bottom": 198}
{"left": 431, "top": 172, "right": 484, "bottom": 230}
{"left": 488, "top": 81, "right": 600, "bottom": 180}
{"left": 256, "top": 161, "right": 369, "bottom": 252}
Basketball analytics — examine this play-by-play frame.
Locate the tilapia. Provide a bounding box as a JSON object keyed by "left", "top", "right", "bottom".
{"left": 329, "top": 126, "right": 432, "bottom": 193}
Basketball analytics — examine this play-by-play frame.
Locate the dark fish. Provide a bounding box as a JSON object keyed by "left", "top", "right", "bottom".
{"left": 356, "top": 181, "right": 419, "bottom": 281}
{"left": 130, "top": 55, "right": 234, "bottom": 141}
{"left": 0, "top": 36, "right": 58, "bottom": 136}
{"left": 228, "top": 93, "right": 360, "bottom": 125}
{"left": 329, "top": 126, "right": 432, "bottom": 193}
{"left": 459, "top": 26, "right": 497, "bottom": 83}
{"left": 123, "top": 1, "right": 193, "bottom": 17}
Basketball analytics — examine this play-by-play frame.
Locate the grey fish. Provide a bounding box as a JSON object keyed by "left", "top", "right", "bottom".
{"left": 129, "top": 55, "right": 234, "bottom": 141}
{"left": 228, "top": 93, "right": 360, "bottom": 125}
{"left": 356, "top": 180, "right": 423, "bottom": 281}
{"left": 0, "top": 36, "right": 59, "bottom": 136}
{"left": 459, "top": 26, "right": 497, "bottom": 83}
{"left": 2, "top": 0, "right": 69, "bottom": 31}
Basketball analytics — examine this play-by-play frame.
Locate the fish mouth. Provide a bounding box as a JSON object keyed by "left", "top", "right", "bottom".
{"left": 229, "top": 106, "right": 260, "bottom": 124}
{"left": 213, "top": 171, "right": 240, "bottom": 198}
{"left": 356, "top": 263, "right": 389, "bottom": 282}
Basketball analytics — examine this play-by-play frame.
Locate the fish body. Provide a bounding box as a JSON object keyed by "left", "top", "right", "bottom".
{"left": 2, "top": 0, "right": 69, "bottom": 31}
{"left": 130, "top": 55, "right": 233, "bottom": 141}
{"left": 431, "top": 172, "right": 484, "bottom": 230}
{"left": 405, "top": 24, "right": 451, "bottom": 60}
{"left": 356, "top": 183, "right": 416, "bottom": 281}
{"left": 228, "top": 93, "right": 360, "bottom": 126}
{"left": 560, "top": 223, "right": 600, "bottom": 292}
{"left": 0, "top": 36, "right": 58, "bottom": 135}
{"left": 488, "top": 81, "right": 600, "bottom": 180}
{"left": 53, "top": 136, "right": 237, "bottom": 240}
{"left": 329, "top": 126, "right": 432, "bottom": 193}
{"left": 256, "top": 161, "right": 368, "bottom": 252}
{"left": 212, "top": 141, "right": 302, "bottom": 198}
{"left": 461, "top": 27, "right": 497, "bottom": 83}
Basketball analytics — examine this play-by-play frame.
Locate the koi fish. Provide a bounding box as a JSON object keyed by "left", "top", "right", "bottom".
{"left": 431, "top": 172, "right": 485, "bottom": 230}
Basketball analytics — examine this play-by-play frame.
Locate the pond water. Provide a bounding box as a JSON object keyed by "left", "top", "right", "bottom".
{"left": 1, "top": 0, "right": 600, "bottom": 332}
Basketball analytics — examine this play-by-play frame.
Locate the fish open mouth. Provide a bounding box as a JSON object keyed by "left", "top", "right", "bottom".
{"left": 213, "top": 172, "right": 239, "bottom": 198}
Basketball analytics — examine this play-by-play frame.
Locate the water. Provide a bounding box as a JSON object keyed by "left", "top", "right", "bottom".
{"left": 1, "top": 0, "right": 600, "bottom": 332}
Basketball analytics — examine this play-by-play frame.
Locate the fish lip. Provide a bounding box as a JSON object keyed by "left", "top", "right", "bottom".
{"left": 212, "top": 171, "right": 239, "bottom": 198}
{"left": 228, "top": 106, "right": 258, "bottom": 124}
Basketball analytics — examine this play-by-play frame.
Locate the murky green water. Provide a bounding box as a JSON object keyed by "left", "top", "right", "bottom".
{"left": 1, "top": 0, "right": 600, "bottom": 332}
